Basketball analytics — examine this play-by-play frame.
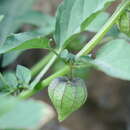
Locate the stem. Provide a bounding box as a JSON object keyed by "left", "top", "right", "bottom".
{"left": 19, "top": 0, "right": 130, "bottom": 99}
{"left": 76, "top": 0, "right": 130, "bottom": 58}
{"left": 31, "top": 52, "right": 53, "bottom": 77}
{"left": 30, "top": 49, "right": 62, "bottom": 88}
{"left": 19, "top": 66, "right": 69, "bottom": 98}
{"left": 30, "top": 54, "right": 57, "bottom": 88}
{"left": 48, "top": 48, "right": 65, "bottom": 62}
{"left": 31, "top": 36, "right": 112, "bottom": 78}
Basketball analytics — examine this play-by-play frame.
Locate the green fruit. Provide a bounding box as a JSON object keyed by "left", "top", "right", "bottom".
{"left": 48, "top": 77, "right": 87, "bottom": 121}
{"left": 117, "top": 6, "right": 130, "bottom": 37}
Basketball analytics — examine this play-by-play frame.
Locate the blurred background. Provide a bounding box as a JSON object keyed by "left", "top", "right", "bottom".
{"left": 1, "top": 0, "right": 130, "bottom": 130}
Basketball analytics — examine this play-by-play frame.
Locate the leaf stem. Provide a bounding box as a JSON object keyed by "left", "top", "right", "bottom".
{"left": 30, "top": 54, "right": 57, "bottom": 88}
{"left": 19, "top": 66, "right": 69, "bottom": 98}
{"left": 31, "top": 52, "right": 53, "bottom": 77}
{"left": 30, "top": 49, "right": 62, "bottom": 88}
{"left": 76, "top": 0, "right": 130, "bottom": 58}
{"left": 19, "top": 0, "right": 130, "bottom": 99}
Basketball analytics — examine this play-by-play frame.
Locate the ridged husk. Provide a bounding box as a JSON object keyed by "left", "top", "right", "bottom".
{"left": 48, "top": 77, "right": 87, "bottom": 121}
{"left": 117, "top": 5, "right": 130, "bottom": 37}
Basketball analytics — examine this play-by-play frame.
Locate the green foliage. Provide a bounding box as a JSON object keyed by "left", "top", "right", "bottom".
{"left": 16, "top": 65, "right": 31, "bottom": 86}
{"left": 0, "top": 0, "right": 35, "bottom": 67}
{"left": 48, "top": 77, "right": 87, "bottom": 121}
{"left": 0, "top": 0, "right": 54, "bottom": 67}
{"left": 67, "top": 34, "right": 88, "bottom": 51}
{"left": 0, "top": 0, "right": 35, "bottom": 44}
{"left": 53, "top": 60, "right": 91, "bottom": 79}
{"left": 0, "top": 32, "right": 50, "bottom": 54}
{"left": 0, "top": 65, "right": 32, "bottom": 93}
{"left": 54, "top": 0, "right": 115, "bottom": 48}
{"left": 0, "top": 15, "right": 4, "bottom": 22}
{"left": 16, "top": 10, "right": 55, "bottom": 28}
{"left": 0, "top": 95, "right": 52, "bottom": 129}
{"left": 4, "top": 73, "right": 18, "bottom": 88}
{"left": 0, "top": 0, "right": 130, "bottom": 126}
{"left": 15, "top": 10, "right": 55, "bottom": 38}
{"left": 85, "top": 39, "right": 130, "bottom": 80}
{"left": 0, "top": 95, "right": 16, "bottom": 117}
{"left": 107, "top": 25, "right": 120, "bottom": 38}
{"left": 87, "top": 12, "right": 110, "bottom": 32}
{"left": 1, "top": 51, "right": 21, "bottom": 67}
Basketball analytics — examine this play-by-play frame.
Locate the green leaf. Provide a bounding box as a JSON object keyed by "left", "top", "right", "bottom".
{"left": 53, "top": 59, "right": 91, "bottom": 79}
{"left": 54, "top": 0, "right": 115, "bottom": 48}
{"left": 0, "top": 73, "right": 9, "bottom": 89}
{"left": 0, "top": 95, "right": 16, "bottom": 117}
{"left": 0, "top": 0, "right": 35, "bottom": 68}
{"left": 4, "top": 72, "right": 18, "bottom": 88}
{"left": 0, "top": 79, "right": 4, "bottom": 89}
{"left": 0, "top": 32, "right": 50, "bottom": 54}
{"left": 87, "top": 12, "right": 110, "bottom": 32}
{"left": 0, "top": 15, "right": 4, "bottom": 22}
{"left": 0, "top": 95, "right": 54, "bottom": 129}
{"left": 0, "top": 0, "right": 35, "bottom": 44}
{"left": 15, "top": 10, "right": 55, "bottom": 38}
{"left": 16, "top": 10, "right": 55, "bottom": 28}
{"left": 16, "top": 65, "right": 31, "bottom": 85}
{"left": 1, "top": 51, "right": 22, "bottom": 67}
{"left": 67, "top": 33, "right": 88, "bottom": 51}
{"left": 0, "top": 1, "right": 54, "bottom": 67}
{"left": 107, "top": 25, "right": 120, "bottom": 38}
{"left": 90, "top": 39, "right": 130, "bottom": 80}
{"left": 1, "top": 28, "right": 52, "bottom": 67}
